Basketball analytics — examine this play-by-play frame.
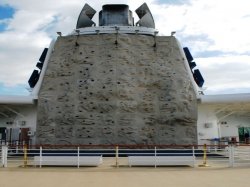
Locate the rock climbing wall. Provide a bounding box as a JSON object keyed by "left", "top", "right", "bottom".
{"left": 37, "top": 34, "right": 197, "bottom": 145}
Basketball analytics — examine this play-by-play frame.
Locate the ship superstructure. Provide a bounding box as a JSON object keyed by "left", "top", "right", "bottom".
{"left": 0, "top": 3, "right": 249, "bottom": 146}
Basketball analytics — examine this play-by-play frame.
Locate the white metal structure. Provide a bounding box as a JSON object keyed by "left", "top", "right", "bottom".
{"left": 200, "top": 93, "right": 250, "bottom": 103}
{"left": 70, "top": 26, "right": 158, "bottom": 36}
{"left": 128, "top": 156, "right": 195, "bottom": 167}
{"left": 0, "top": 96, "right": 35, "bottom": 104}
{"left": 34, "top": 156, "right": 103, "bottom": 167}
{"left": 197, "top": 93, "right": 250, "bottom": 145}
{"left": 2, "top": 145, "right": 250, "bottom": 168}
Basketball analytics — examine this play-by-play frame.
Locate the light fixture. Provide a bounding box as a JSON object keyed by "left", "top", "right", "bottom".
{"left": 75, "top": 29, "right": 80, "bottom": 35}
{"left": 171, "top": 31, "right": 176, "bottom": 36}
{"left": 115, "top": 26, "right": 120, "bottom": 31}
{"left": 56, "top": 32, "right": 62, "bottom": 36}
{"left": 95, "top": 29, "right": 100, "bottom": 35}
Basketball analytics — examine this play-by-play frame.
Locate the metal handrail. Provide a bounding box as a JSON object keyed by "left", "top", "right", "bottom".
{"left": 2, "top": 144, "right": 250, "bottom": 168}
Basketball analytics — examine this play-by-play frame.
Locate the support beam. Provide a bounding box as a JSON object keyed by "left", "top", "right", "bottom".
{"left": 3, "top": 106, "right": 25, "bottom": 118}
{"left": 218, "top": 111, "right": 236, "bottom": 121}
{"left": 0, "top": 112, "right": 9, "bottom": 118}
{"left": 214, "top": 105, "right": 230, "bottom": 114}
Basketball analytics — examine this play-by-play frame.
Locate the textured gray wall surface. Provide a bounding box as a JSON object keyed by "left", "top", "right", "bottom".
{"left": 37, "top": 34, "right": 197, "bottom": 145}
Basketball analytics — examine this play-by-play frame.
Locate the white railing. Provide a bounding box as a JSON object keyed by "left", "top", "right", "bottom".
{"left": 1, "top": 145, "right": 8, "bottom": 167}
{"left": 196, "top": 145, "right": 230, "bottom": 167}
{"left": 231, "top": 146, "right": 250, "bottom": 167}
{"left": 0, "top": 146, "right": 2, "bottom": 167}
{"left": 1, "top": 144, "right": 250, "bottom": 168}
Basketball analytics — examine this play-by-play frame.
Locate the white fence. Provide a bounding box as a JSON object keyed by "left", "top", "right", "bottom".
{"left": 231, "top": 146, "right": 250, "bottom": 167}
{"left": 1, "top": 145, "right": 250, "bottom": 168}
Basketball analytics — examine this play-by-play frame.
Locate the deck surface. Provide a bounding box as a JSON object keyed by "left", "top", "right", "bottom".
{"left": 1, "top": 158, "right": 250, "bottom": 187}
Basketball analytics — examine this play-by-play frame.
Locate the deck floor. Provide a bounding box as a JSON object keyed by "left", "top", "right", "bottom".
{"left": 1, "top": 157, "right": 250, "bottom": 187}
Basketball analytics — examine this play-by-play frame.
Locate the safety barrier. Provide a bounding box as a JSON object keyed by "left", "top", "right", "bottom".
{"left": 1, "top": 145, "right": 8, "bottom": 167}
{"left": 231, "top": 145, "right": 250, "bottom": 167}
{"left": 33, "top": 156, "right": 103, "bottom": 167}
{"left": 197, "top": 144, "right": 230, "bottom": 167}
{"left": 128, "top": 156, "right": 195, "bottom": 167}
{"left": 1, "top": 144, "right": 250, "bottom": 168}
{"left": 0, "top": 146, "right": 2, "bottom": 167}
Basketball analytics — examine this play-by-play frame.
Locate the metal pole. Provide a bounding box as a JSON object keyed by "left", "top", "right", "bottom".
{"left": 23, "top": 144, "right": 28, "bottom": 167}
{"left": 199, "top": 144, "right": 209, "bottom": 167}
{"left": 115, "top": 146, "right": 119, "bottom": 168}
{"left": 192, "top": 146, "right": 196, "bottom": 167}
{"left": 1, "top": 145, "right": 8, "bottom": 167}
{"left": 5, "top": 145, "right": 8, "bottom": 167}
{"left": 232, "top": 145, "right": 235, "bottom": 167}
{"left": 39, "top": 146, "right": 42, "bottom": 168}
{"left": 115, "top": 27, "right": 119, "bottom": 45}
{"left": 155, "top": 146, "right": 157, "bottom": 168}
{"left": 1, "top": 145, "right": 5, "bottom": 167}
{"left": 77, "top": 147, "right": 80, "bottom": 168}
{"left": 16, "top": 141, "right": 19, "bottom": 154}
{"left": 229, "top": 145, "right": 232, "bottom": 167}
{"left": 203, "top": 144, "right": 207, "bottom": 165}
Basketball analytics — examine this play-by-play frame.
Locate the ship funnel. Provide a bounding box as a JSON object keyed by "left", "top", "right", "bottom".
{"left": 76, "top": 3, "right": 155, "bottom": 29}
{"left": 76, "top": 3, "right": 96, "bottom": 29}
{"left": 135, "top": 3, "right": 155, "bottom": 28}
{"left": 99, "top": 4, "right": 134, "bottom": 26}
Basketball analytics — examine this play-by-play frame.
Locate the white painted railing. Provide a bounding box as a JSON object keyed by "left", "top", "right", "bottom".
{"left": 1, "top": 145, "right": 8, "bottom": 167}
{"left": 1, "top": 144, "right": 250, "bottom": 168}
{"left": 231, "top": 146, "right": 250, "bottom": 167}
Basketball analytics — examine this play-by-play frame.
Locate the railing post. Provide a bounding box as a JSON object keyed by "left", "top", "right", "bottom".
{"left": 39, "top": 146, "right": 42, "bottom": 168}
{"left": 23, "top": 144, "right": 28, "bottom": 167}
{"left": 248, "top": 146, "right": 250, "bottom": 158}
{"left": 1, "top": 145, "right": 8, "bottom": 167}
{"left": 192, "top": 146, "right": 196, "bottom": 167}
{"left": 115, "top": 145, "right": 119, "bottom": 168}
{"left": 154, "top": 146, "right": 157, "bottom": 168}
{"left": 1, "top": 145, "right": 4, "bottom": 167}
{"left": 228, "top": 145, "right": 235, "bottom": 168}
{"left": 231, "top": 145, "right": 235, "bottom": 167}
{"left": 77, "top": 147, "right": 80, "bottom": 168}
{"left": 199, "top": 144, "right": 209, "bottom": 167}
{"left": 16, "top": 141, "right": 19, "bottom": 154}
{"left": 228, "top": 145, "right": 232, "bottom": 167}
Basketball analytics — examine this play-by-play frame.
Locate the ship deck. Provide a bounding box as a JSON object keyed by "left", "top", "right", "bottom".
{"left": 0, "top": 157, "right": 250, "bottom": 187}
{"left": 1, "top": 157, "right": 250, "bottom": 187}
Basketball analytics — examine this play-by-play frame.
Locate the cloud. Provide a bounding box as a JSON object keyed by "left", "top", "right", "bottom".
{"left": 0, "top": 19, "right": 9, "bottom": 31}
{"left": 0, "top": 31, "right": 51, "bottom": 92}
{"left": 0, "top": 0, "right": 250, "bottom": 95}
{"left": 151, "top": 0, "right": 250, "bottom": 95}
{"left": 153, "top": 0, "right": 250, "bottom": 54}
{"left": 180, "top": 0, "right": 250, "bottom": 54}
{"left": 156, "top": 0, "right": 191, "bottom": 5}
{"left": 177, "top": 33, "right": 215, "bottom": 53}
{"left": 196, "top": 55, "right": 250, "bottom": 94}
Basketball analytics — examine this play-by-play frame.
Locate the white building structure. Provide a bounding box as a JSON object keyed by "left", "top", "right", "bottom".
{"left": 197, "top": 94, "right": 250, "bottom": 145}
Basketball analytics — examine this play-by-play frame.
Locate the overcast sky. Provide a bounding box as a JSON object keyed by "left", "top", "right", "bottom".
{"left": 0, "top": 0, "right": 250, "bottom": 95}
